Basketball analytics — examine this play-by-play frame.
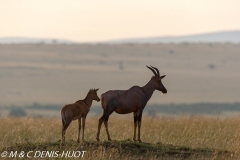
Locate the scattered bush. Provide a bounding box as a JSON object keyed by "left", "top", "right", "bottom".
{"left": 8, "top": 107, "right": 27, "bottom": 117}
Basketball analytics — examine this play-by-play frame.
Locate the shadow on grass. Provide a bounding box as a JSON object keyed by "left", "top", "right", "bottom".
{"left": 1, "top": 139, "right": 237, "bottom": 159}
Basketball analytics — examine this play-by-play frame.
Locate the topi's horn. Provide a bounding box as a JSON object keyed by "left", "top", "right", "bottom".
{"left": 146, "top": 65, "right": 158, "bottom": 76}
{"left": 150, "top": 66, "right": 160, "bottom": 76}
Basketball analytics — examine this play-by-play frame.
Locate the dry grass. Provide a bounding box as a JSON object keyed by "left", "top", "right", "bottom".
{"left": 1, "top": 116, "right": 240, "bottom": 159}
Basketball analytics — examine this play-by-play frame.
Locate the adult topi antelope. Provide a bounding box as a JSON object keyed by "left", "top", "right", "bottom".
{"left": 61, "top": 88, "right": 100, "bottom": 145}
{"left": 96, "top": 66, "right": 167, "bottom": 142}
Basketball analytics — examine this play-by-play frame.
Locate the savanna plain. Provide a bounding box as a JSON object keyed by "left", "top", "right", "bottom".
{"left": 1, "top": 43, "right": 240, "bottom": 159}
{"left": 1, "top": 116, "right": 240, "bottom": 159}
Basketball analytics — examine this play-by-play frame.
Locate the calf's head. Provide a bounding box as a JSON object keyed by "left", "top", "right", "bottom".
{"left": 147, "top": 65, "right": 167, "bottom": 94}
{"left": 89, "top": 88, "right": 100, "bottom": 102}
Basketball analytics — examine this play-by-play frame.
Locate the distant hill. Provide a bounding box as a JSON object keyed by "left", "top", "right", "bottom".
{"left": 1, "top": 30, "right": 240, "bottom": 44}
{"left": 106, "top": 30, "right": 240, "bottom": 44}
{"left": 0, "top": 37, "right": 73, "bottom": 44}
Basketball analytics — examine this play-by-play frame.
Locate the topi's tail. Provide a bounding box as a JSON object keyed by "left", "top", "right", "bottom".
{"left": 101, "top": 95, "right": 106, "bottom": 110}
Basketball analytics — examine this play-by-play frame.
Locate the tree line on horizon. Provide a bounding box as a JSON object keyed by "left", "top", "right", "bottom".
{"left": 1, "top": 102, "right": 240, "bottom": 117}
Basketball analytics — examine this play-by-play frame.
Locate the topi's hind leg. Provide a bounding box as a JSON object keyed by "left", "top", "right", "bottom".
{"left": 97, "top": 108, "right": 113, "bottom": 141}
{"left": 103, "top": 108, "right": 114, "bottom": 141}
{"left": 104, "top": 115, "right": 111, "bottom": 141}
{"left": 96, "top": 115, "right": 104, "bottom": 141}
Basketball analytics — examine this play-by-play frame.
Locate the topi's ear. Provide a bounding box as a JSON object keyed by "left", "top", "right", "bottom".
{"left": 95, "top": 88, "right": 99, "bottom": 91}
{"left": 156, "top": 75, "right": 166, "bottom": 81}
{"left": 160, "top": 75, "right": 166, "bottom": 79}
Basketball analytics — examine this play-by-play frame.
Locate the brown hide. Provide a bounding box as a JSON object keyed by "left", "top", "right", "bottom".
{"left": 61, "top": 88, "right": 100, "bottom": 145}
{"left": 96, "top": 66, "right": 167, "bottom": 142}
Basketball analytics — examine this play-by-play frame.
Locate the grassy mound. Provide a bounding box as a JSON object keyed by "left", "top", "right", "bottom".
{"left": 2, "top": 139, "right": 235, "bottom": 159}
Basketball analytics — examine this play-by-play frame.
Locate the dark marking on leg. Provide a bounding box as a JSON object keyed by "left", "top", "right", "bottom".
{"left": 133, "top": 112, "right": 138, "bottom": 141}
{"left": 137, "top": 111, "right": 143, "bottom": 142}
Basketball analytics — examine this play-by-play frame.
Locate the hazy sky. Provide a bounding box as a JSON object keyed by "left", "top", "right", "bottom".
{"left": 1, "top": 0, "right": 240, "bottom": 42}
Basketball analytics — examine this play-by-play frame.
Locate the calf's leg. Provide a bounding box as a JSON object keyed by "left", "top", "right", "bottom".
{"left": 61, "top": 121, "right": 71, "bottom": 145}
{"left": 82, "top": 117, "right": 86, "bottom": 142}
{"left": 77, "top": 118, "right": 81, "bottom": 143}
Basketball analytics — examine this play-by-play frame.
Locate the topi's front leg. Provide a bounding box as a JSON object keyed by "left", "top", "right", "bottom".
{"left": 133, "top": 112, "right": 137, "bottom": 141}
{"left": 104, "top": 120, "right": 112, "bottom": 141}
{"left": 137, "top": 110, "right": 143, "bottom": 143}
{"left": 137, "top": 121, "right": 142, "bottom": 143}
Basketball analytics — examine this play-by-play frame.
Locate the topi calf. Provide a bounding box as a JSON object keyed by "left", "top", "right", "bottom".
{"left": 61, "top": 88, "right": 100, "bottom": 145}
